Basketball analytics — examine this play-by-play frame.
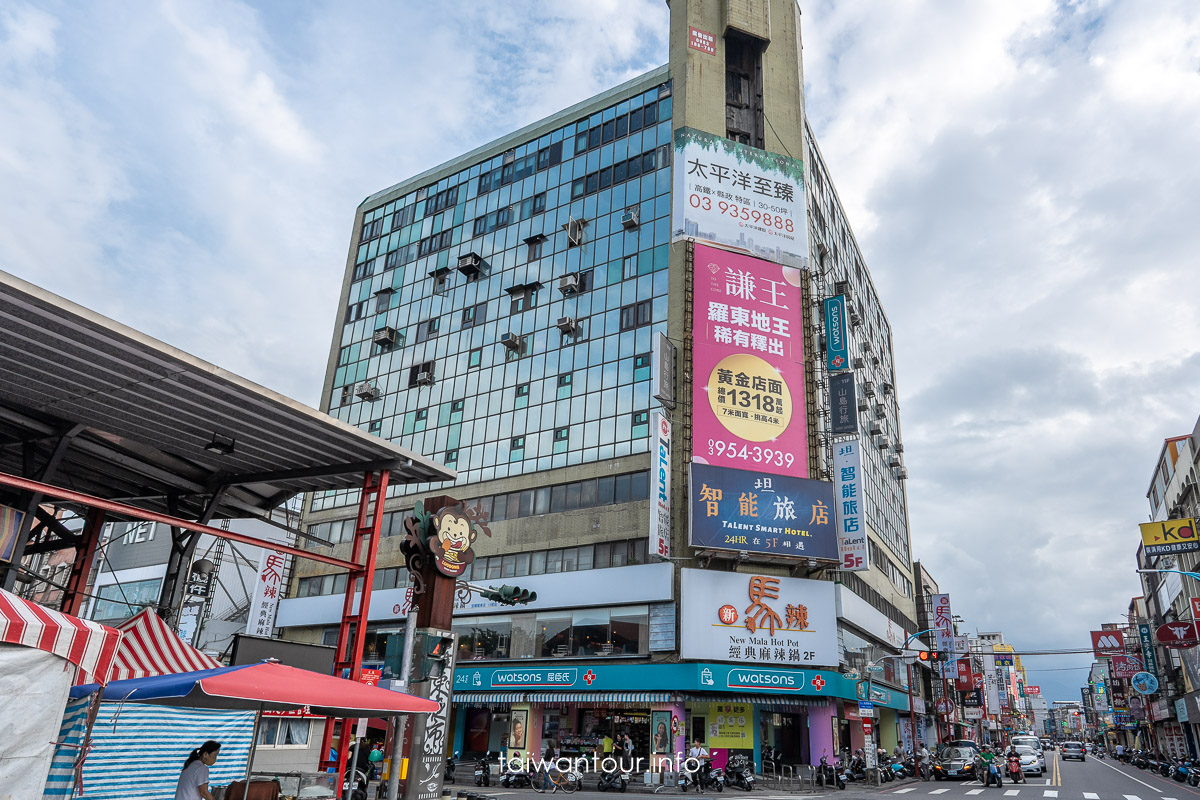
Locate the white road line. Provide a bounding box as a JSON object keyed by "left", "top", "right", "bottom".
{"left": 892, "top": 789, "right": 917, "bottom": 794}
{"left": 1163, "top": 797, "right": 1179, "bottom": 800}
{"left": 1004, "top": 791, "right": 1021, "bottom": 796}
{"left": 1095, "top": 755, "right": 1166, "bottom": 792}
{"left": 928, "top": 789, "right": 950, "bottom": 795}
{"left": 1124, "top": 795, "right": 1143, "bottom": 800}
{"left": 1043, "top": 791, "right": 1057, "bottom": 798}
{"left": 1083, "top": 793, "right": 1099, "bottom": 799}
{"left": 966, "top": 790, "right": 985, "bottom": 796}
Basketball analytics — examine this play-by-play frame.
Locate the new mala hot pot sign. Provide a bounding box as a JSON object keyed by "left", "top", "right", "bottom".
{"left": 691, "top": 244, "right": 808, "bottom": 479}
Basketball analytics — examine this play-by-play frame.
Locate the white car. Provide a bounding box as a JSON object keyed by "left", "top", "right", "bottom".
{"left": 1016, "top": 746, "right": 1045, "bottom": 776}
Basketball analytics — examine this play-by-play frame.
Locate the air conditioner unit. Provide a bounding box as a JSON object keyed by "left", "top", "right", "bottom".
{"left": 354, "top": 381, "right": 380, "bottom": 401}
{"left": 853, "top": 357, "right": 865, "bottom": 369}
{"left": 563, "top": 217, "right": 587, "bottom": 246}
{"left": 894, "top": 442, "right": 904, "bottom": 454}
{"left": 863, "top": 381, "right": 876, "bottom": 397}
{"left": 857, "top": 400, "right": 870, "bottom": 412}
{"left": 818, "top": 334, "right": 827, "bottom": 352}
{"left": 869, "top": 423, "right": 883, "bottom": 436}
{"left": 372, "top": 327, "right": 398, "bottom": 347}
{"left": 415, "top": 370, "right": 434, "bottom": 386}
{"left": 556, "top": 316, "right": 577, "bottom": 333}
{"left": 457, "top": 252, "right": 484, "bottom": 276}
{"left": 558, "top": 273, "right": 581, "bottom": 294}
{"left": 881, "top": 381, "right": 894, "bottom": 395}
{"left": 861, "top": 340, "right": 872, "bottom": 352}
{"left": 621, "top": 206, "right": 640, "bottom": 229}
{"left": 875, "top": 435, "right": 890, "bottom": 450}
{"left": 500, "top": 332, "right": 522, "bottom": 351}
{"left": 834, "top": 280, "right": 850, "bottom": 296}
{"left": 850, "top": 312, "right": 862, "bottom": 328}
{"left": 888, "top": 455, "right": 902, "bottom": 468}
{"left": 894, "top": 466, "right": 909, "bottom": 481}
{"left": 874, "top": 403, "right": 886, "bottom": 418}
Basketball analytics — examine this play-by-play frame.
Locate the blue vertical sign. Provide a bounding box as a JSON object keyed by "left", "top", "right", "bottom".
{"left": 824, "top": 295, "right": 849, "bottom": 372}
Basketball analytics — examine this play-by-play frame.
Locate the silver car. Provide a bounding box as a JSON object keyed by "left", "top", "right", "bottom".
{"left": 1015, "top": 746, "right": 1044, "bottom": 776}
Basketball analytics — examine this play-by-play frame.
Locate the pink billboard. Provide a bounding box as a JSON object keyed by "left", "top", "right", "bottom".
{"left": 691, "top": 244, "right": 808, "bottom": 478}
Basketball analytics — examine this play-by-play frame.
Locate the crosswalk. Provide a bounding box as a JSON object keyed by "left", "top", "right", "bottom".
{"left": 889, "top": 790, "right": 1181, "bottom": 800}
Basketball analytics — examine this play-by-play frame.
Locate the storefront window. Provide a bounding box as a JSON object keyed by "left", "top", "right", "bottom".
{"left": 510, "top": 614, "right": 538, "bottom": 658}
{"left": 538, "top": 615, "right": 573, "bottom": 657}
{"left": 453, "top": 606, "right": 650, "bottom": 661}
{"left": 455, "top": 616, "right": 512, "bottom": 660}
{"left": 611, "top": 607, "right": 649, "bottom": 654}
{"left": 571, "top": 608, "right": 610, "bottom": 656}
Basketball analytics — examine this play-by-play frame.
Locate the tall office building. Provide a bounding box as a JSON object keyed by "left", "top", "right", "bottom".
{"left": 281, "top": 0, "right": 919, "bottom": 766}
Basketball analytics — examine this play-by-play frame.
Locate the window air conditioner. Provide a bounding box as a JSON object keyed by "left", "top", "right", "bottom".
{"left": 888, "top": 455, "right": 902, "bottom": 468}
{"left": 895, "top": 467, "right": 909, "bottom": 480}
{"left": 881, "top": 381, "right": 894, "bottom": 395}
{"left": 556, "top": 316, "right": 577, "bottom": 333}
{"left": 457, "top": 252, "right": 484, "bottom": 276}
{"left": 874, "top": 403, "right": 886, "bottom": 419}
{"left": 415, "top": 371, "right": 434, "bottom": 386}
{"left": 354, "top": 381, "right": 380, "bottom": 401}
{"left": 863, "top": 381, "right": 876, "bottom": 397}
{"left": 621, "top": 206, "right": 640, "bottom": 229}
{"left": 875, "top": 435, "right": 890, "bottom": 450}
{"left": 869, "top": 423, "right": 883, "bottom": 436}
{"left": 558, "top": 273, "right": 581, "bottom": 294}
{"left": 894, "top": 442, "right": 904, "bottom": 454}
{"left": 850, "top": 312, "right": 862, "bottom": 328}
{"left": 500, "top": 332, "right": 522, "bottom": 351}
{"left": 853, "top": 357, "right": 865, "bottom": 369}
{"left": 857, "top": 399, "right": 870, "bottom": 412}
{"left": 834, "top": 280, "right": 850, "bottom": 297}
{"left": 373, "top": 327, "right": 398, "bottom": 347}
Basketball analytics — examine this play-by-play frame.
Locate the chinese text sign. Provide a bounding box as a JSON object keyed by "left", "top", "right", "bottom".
{"left": 246, "top": 549, "right": 288, "bottom": 637}
{"left": 833, "top": 441, "right": 867, "bottom": 571}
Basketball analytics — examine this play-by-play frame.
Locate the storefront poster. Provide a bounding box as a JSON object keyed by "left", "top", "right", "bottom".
{"left": 689, "top": 463, "right": 837, "bottom": 559}
{"left": 705, "top": 703, "right": 753, "bottom": 748}
{"left": 690, "top": 244, "right": 808, "bottom": 480}
{"left": 651, "top": 710, "right": 673, "bottom": 754}
{"left": 679, "top": 569, "right": 837, "bottom": 667}
{"left": 672, "top": 128, "right": 809, "bottom": 269}
{"left": 509, "top": 709, "right": 528, "bottom": 749}
{"left": 833, "top": 441, "right": 867, "bottom": 570}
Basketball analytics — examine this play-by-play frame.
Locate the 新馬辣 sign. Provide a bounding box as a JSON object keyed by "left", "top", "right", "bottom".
{"left": 672, "top": 128, "right": 810, "bottom": 268}
{"left": 1140, "top": 518, "right": 1199, "bottom": 556}
{"left": 690, "top": 244, "right": 808, "bottom": 479}
{"left": 689, "top": 463, "right": 838, "bottom": 560}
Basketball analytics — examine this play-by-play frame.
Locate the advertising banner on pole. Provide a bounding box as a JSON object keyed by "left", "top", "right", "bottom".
{"left": 690, "top": 244, "right": 809, "bottom": 479}
{"left": 1091, "top": 630, "right": 1125, "bottom": 657}
{"left": 824, "top": 295, "right": 849, "bottom": 372}
{"left": 672, "top": 128, "right": 809, "bottom": 268}
{"left": 829, "top": 373, "right": 858, "bottom": 435}
{"left": 1140, "top": 518, "right": 1199, "bottom": 556}
{"left": 1112, "top": 654, "right": 1144, "bottom": 679}
{"left": 833, "top": 441, "right": 868, "bottom": 571}
{"left": 246, "top": 549, "right": 288, "bottom": 637}
{"left": 679, "top": 568, "right": 838, "bottom": 666}
{"left": 650, "top": 411, "right": 672, "bottom": 559}
{"left": 689, "top": 463, "right": 838, "bottom": 559}
{"left": 1139, "top": 623, "right": 1160, "bottom": 674}
{"left": 932, "top": 594, "right": 953, "bottom": 632}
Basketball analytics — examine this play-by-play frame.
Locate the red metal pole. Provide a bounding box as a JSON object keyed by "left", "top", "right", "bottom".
{"left": 907, "top": 660, "right": 916, "bottom": 751}
{"left": 61, "top": 507, "right": 106, "bottom": 616}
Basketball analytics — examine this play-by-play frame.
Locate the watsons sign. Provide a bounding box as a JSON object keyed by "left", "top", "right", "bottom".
{"left": 727, "top": 668, "right": 806, "bottom": 691}
{"left": 489, "top": 669, "right": 577, "bottom": 688}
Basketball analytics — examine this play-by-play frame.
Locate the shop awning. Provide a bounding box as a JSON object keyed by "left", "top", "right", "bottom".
{"left": 108, "top": 608, "right": 221, "bottom": 680}
{"left": 682, "top": 693, "right": 828, "bottom": 709}
{"left": 0, "top": 587, "right": 121, "bottom": 684}
{"left": 536, "top": 691, "right": 673, "bottom": 704}
{"left": 454, "top": 692, "right": 527, "bottom": 705}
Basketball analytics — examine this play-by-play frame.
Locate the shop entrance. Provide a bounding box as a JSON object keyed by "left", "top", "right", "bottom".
{"left": 761, "top": 711, "right": 810, "bottom": 764}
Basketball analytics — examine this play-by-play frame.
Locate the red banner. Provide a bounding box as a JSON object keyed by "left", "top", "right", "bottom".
{"left": 1091, "top": 629, "right": 1125, "bottom": 656}
{"left": 1112, "top": 654, "right": 1144, "bottom": 679}
{"left": 1155, "top": 622, "right": 1200, "bottom": 649}
{"left": 1025, "top": 686, "right": 1041, "bottom": 695}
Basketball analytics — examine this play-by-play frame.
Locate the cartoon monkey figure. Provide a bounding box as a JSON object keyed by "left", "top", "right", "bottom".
{"left": 429, "top": 507, "right": 476, "bottom": 576}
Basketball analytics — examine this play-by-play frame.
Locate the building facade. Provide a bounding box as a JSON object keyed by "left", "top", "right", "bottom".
{"left": 281, "top": 0, "right": 921, "bottom": 770}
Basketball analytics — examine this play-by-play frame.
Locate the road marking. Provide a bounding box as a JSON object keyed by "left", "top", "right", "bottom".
{"left": 1124, "top": 795, "right": 1143, "bottom": 800}
{"left": 1095, "top": 755, "right": 1163, "bottom": 792}
{"left": 1003, "top": 790, "right": 1020, "bottom": 796}
{"left": 892, "top": 789, "right": 916, "bottom": 794}
{"left": 1083, "top": 794, "right": 1099, "bottom": 799}
{"left": 966, "top": 791, "right": 985, "bottom": 796}
{"left": 1043, "top": 792, "right": 1057, "bottom": 798}
{"left": 928, "top": 789, "right": 949, "bottom": 795}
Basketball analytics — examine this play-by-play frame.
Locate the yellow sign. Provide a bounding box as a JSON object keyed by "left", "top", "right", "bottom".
{"left": 705, "top": 703, "right": 753, "bottom": 748}
{"left": 1139, "top": 518, "right": 1199, "bottom": 556}
{"left": 707, "top": 353, "right": 794, "bottom": 443}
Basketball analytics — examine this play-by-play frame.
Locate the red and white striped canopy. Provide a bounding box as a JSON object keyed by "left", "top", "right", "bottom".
{"left": 108, "top": 607, "right": 221, "bottom": 681}
{"left": 0, "top": 588, "right": 122, "bottom": 684}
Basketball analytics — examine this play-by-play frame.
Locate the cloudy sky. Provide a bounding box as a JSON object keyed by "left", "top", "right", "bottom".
{"left": 4, "top": 0, "right": 1199, "bottom": 702}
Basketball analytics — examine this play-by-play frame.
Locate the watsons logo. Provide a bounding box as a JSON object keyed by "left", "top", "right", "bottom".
{"left": 491, "top": 669, "right": 577, "bottom": 687}
{"left": 727, "top": 668, "right": 805, "bottom": 691}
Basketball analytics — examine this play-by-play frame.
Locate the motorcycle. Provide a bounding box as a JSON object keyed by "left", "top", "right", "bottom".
{"left": 726, "top": 753, "right": 756, "bottom": 791}
{"left": 975, "top": 756, "right": 1002, "bottom": 788}
{"left": 445, "top": 752, "right": 458, "bottom": 784}
{"left": 1132, "top": 751, "right": 1149, "bottom": 770}
{"left": 816, "top": 754, "right": 846, "bottom": 790}
{"left": 1171, "top": 759, "right": 1190, "bottom": 783}
{"left": 1006, "top": 754, "right": 1025, "bottom": 784}
{"left": 474, "top": 754, "right": 493, "bottom": 786}
{"left": 342, "top": 768, "right": 368, "bottom": 800}
{"left": 697, "top": 760, "right": 726, "bottom": 792}
{"left": 499, "top": 759, "right": 532, "bottom": 789}
{"left": 1095, "top": 750, "right": 1105, "bottom": 760}
{"left": 1159, "top": 755, "right": 1174, "bottom": 778}
{"left": 599, "top": 764, "right": 631, "bottom": 792}
{"left": 1188, "top": 762, "right": 1200, "bottom": 787}
{"left": 889, "top": 756, "right": 911, "bottom": 779}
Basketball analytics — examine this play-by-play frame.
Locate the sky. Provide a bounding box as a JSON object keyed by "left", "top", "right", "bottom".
{"left": 4, "top": 0, "right": 1199, "bottom": 704}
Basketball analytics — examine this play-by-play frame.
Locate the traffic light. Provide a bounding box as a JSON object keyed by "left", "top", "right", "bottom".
{"left": 411, "top": 628, "right": 455, "bottom": 682}
{"left": 918, "top": 650, "right": 944, "bottom": 662}
{"left": 480, "top": 585, "right": 538, "bottom": 605}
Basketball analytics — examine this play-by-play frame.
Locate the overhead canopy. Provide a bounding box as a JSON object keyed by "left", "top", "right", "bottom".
{"left": 0, "top": 269, "right": 454, "bottom": 524}
{"left": 72, "top": 661, "right": 440, "bottom": 717}
{"left": 0, "top": 588, "right": 121, "bottom": 683}
{"left": 108, "top": 608, "right": 221, "bottom": 681}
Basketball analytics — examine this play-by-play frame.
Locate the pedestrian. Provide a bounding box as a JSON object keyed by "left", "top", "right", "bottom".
{"left": 176, "top": 740, "right": 220, "bottom": 800}
{"left": 624, "top": 734, "right": 636, "bottom": 767}
{"left": 613, "top": 732, "right": 626, "bottom": 765}
{"left": 893, "top": 743, "right": 903, "bottom": 760}
{"left": 603, "top": 733, "right": 614, "bottom": 759}
{"left": 916, "top": 741, "right": 931, "bottom": 781}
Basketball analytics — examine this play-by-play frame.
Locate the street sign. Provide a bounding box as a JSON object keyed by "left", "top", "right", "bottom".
{"left": 1130, "top": 672, "right": 1159, "bottom": 695}
{"left": 935, "top": 697, "right": 955, "bottom": 715}
{"left": 1156, "top": 622, "right": 1200, "bottom": 649}
{"left": 859, "top": 701, "right": 874, "bottom": 712}
{"left": 842, "top": 670, "right": 860, "bottom": 680}
{"left": 359, "top": 668, "right": 383, "bottom": 687}
{"left": 867, "top": 664, "right": 884, "bottom": 673}
{"left": 862, "top": 719, "right": 874, "bottom": 735}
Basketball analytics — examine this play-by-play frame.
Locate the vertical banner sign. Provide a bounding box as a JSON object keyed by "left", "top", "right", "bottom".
{"left": 833, "top": 441, "right": 867, "bottom": 570}
{"left": 1139, "top": 623, "right": 1160, "bottom": 675}
{"left": 650, "top": 412, "right": 672, "bottom": 559}
{"left": 932, "top": 594, "right": 954, "bottom": 678}
{"left": 824, "top": 295, "right": 849, "bottom": 371}
{"left": 829, "top": 373, "right": 858, "bottom": 435}
{"left": 691, "top": 244, "right": 809, "bottom": 479}
{"left": 404, "top": 639, "right": 456, "bottom": 800}
{"left": 0, "top": 504, "right": 25, "bottom": 563}
{"left": 246, "top": 550, "right": 288, "bottom": 636}
{"left": 673, "top": 128, "right": 809, "bottom": 268}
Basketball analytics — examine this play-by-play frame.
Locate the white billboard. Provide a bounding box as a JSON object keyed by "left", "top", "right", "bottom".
{"left": 650, "top": 411, "right": 672, "bottom": 559}
{"left": 671, "top": 127, "right": 810, "bottom": 269}
{"left": 833, "top": 441, "right": 868, "bottom": 571}
{"left": 680, "top": 568, "right": 837, "bottom": 666}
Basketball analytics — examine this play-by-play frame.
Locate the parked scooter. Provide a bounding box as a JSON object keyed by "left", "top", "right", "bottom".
{"left": 725, "top": 753, "right": 756, "bottom": 791}
{"left": 599, "top": 763, "right": 631, "bottom": 792}
{"left": 342, "top": 768, "right": 368, "bottom": 800}
{"left": 499, "top": 759, "right": 532, "bottom": 789}
{"left": 816, "top": 754, "right": 846, "bottom": 790}
{"left": 445, "top": 752, "right": 459, "bottom": 784}
{"left": 697, "top": 759, "right": 726, "bottom": 792}
{"left": 1170, "top": 758, "right": 1190, "bottom": 783}
{"left": 474, "top": 753, "right": 493, "bottom": 786}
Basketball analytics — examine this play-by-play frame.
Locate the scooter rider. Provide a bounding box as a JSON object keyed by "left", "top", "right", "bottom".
{"left": 978, "top": 745, "right": 1000, "bottom": 786}
{"left": 916, "top": 742, "right": 932, "bottom": 781}
{"left": 1006, "top": 744, "right": 1022, "bottom": 782}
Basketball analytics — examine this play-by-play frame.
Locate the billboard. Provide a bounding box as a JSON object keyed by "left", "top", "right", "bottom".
{"left": 1112, "top": 654, "right": 1144, "bottom": 679}
{"left": 650, "top": 412, "right": 672, "bottom": 559}
{"left": 679, "top": 568, "right": 838, "bottom": 666}
{"left": 691, "top": 244, "right": 808, "bottom": 478}
{"left": 0, "top": 504, "right": 26, "bottom": 563}
{"left": 1025, "top": 685, "right": 1042, "bottom": 696}
{"left": 833, "top": 441, "right": 868, "bottom": 570}
{"left": 1140, "top": 518, "right": 1198, "bottom": 556}
{"left": 246, "top": 550, "right": 288, "bottom": 637}
{"left": 689, "top": 463, "right": 838, "bottom": 560}
{"left": 1091, "top": 630, "right": 1125, "bottom": 657}
{"left": 829, "top": 373, "right": 858, "bottom": 435}
{"left": 672, "top": 128, "right": 809, "bottom": 268}
{"left": 1155, "top": 622, "right": 1200, "bottom": 649}
{"left": 824, "top": 295, "right": 849, "bottom": 371}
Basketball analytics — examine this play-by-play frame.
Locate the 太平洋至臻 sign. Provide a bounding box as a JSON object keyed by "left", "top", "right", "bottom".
{"left": 689, "top": 464, "right": 837, "bottom": 560}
